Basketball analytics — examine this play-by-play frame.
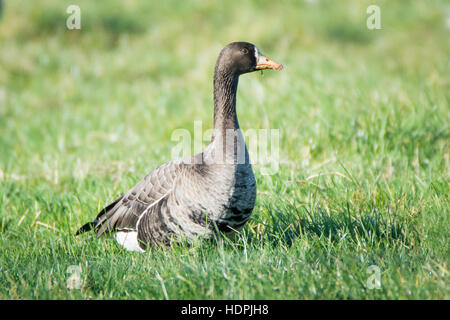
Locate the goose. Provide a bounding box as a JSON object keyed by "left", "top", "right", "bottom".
{"left": 76, "top": 42, "right": 282, "bottom": 252}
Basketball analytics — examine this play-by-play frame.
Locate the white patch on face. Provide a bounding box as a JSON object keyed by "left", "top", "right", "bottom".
{"left": 254, "top": 45, "right": 262, "bottom": 60}
{"left": 254, "top": 46, "right": 266, "bottom": 65}
{"left": 115, "top": 231, "right": 145, "bottom": 253}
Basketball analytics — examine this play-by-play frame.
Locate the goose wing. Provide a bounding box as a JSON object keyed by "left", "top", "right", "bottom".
{"left": 76, "top": 161, "right": 182, "bottom": 236}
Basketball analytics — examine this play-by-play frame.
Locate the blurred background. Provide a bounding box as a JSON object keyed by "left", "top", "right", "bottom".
{"left": 0, "top": 0, "right": 448, "bottom": 179}
{"left": 0, "top": 0, "right": 448, "bottom": 300}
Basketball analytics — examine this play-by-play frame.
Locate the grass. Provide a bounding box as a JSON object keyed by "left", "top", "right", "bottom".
{"left": 0, "top": 0, "right": 449, "bottom": 299}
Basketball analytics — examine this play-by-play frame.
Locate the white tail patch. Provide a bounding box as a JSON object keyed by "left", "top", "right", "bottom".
{"left": 115, "top": 231, "right": 145, "bottom": 253}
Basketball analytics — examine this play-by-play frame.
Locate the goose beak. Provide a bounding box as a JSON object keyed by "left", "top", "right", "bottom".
{"left": 256, "top": 55, "right": 283, "bottom": 71}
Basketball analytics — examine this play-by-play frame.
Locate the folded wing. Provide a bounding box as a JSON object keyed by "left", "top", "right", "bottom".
{"left": 76, "top": 161, "right": 182, "bottom": 236}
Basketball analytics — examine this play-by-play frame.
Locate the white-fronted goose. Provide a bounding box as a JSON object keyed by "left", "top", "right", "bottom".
{"left": 76, "top": 42, "right": 283, "bottom": 251}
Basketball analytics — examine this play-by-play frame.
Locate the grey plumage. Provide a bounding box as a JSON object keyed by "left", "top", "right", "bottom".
{"left": 76, "top": 42, "right": 282, "bottom": 250}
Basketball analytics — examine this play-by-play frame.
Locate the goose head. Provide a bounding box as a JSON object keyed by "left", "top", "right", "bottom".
{"left": 216, "top": 42, "right": 283, "bottom": 76}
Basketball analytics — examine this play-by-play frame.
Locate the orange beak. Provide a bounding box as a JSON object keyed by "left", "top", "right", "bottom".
{"left": 256, "top": 55, "right": 283, "bottom": 71}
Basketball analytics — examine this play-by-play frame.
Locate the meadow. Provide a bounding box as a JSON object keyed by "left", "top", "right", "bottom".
{"left": 0, "top": 0, "right": 448, "bottom": 299}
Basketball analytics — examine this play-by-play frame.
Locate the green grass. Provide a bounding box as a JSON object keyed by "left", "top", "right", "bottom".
{"left": 0, "top": 0, "right": 449, "bottom": 299}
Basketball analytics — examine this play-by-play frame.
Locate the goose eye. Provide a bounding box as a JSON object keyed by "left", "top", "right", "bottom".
{"left": 240, "top": 48, "right": 248, "bottom": 54}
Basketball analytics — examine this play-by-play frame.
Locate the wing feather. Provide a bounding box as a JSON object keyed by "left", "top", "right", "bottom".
{"left": 76, "top": 161, "right": 182, "bottom": 236}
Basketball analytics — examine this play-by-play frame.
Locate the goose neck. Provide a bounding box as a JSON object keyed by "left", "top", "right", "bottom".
{"left": 213, "top": 71, "right": 239, "bottom": 133}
